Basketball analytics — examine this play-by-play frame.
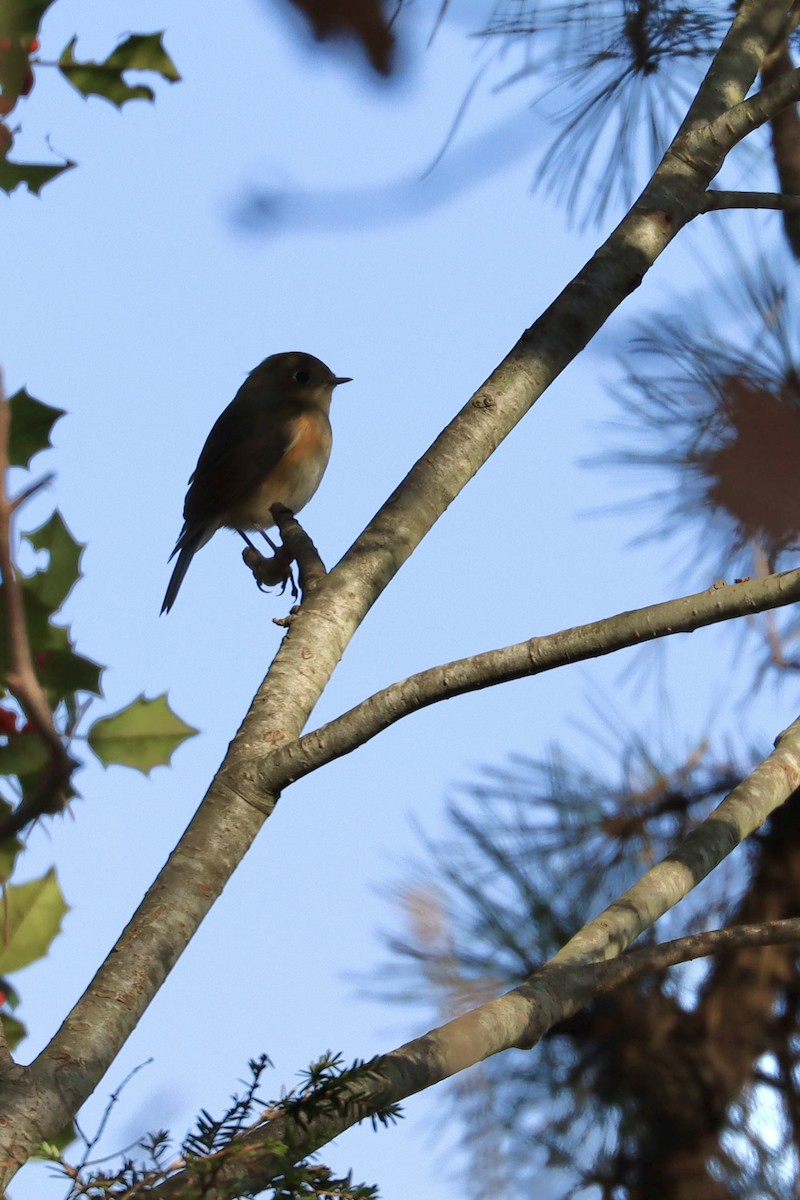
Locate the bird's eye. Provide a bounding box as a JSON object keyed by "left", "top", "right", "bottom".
{"left": 293, "top": 369, "right": 311, "bottom": 384}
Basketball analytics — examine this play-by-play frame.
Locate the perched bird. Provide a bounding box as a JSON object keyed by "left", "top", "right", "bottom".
{"left": 161, "top": 351, "right": 351, "bottom": 613}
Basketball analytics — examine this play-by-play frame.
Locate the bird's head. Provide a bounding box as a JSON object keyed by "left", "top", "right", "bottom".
{"left": 250, "top": 351, "right": 352, "bottom": 412}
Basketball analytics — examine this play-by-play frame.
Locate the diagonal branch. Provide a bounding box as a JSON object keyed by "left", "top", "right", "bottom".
{"left": 0, "top": 0, "right": 793, "bottom": 1180}
{"left": 700, "top": 65, "right": 800, "bottom": 153}
{"left": 148, "top": 718, "right": 800, "bottom": 1199}
{"left": 83, "top": 915, "right": 800, "bottom": 1199}
{"left": 263, "top": 568, "right": 800, "bottom": 789}
{"left": 549, "top": 714, "right": 800, "bottom": 969}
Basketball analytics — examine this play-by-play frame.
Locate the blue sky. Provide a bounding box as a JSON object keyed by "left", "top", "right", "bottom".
{"left": 1, "top": 2, "right": 791, "bottom": 1197}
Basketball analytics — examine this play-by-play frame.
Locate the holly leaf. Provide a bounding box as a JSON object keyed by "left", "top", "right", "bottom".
{"left": 88, "top": 694, "right": 198, "bottom": 773}
{"left": 0, "top": 736, "right": 49, "bottom": 777}
{"left": 8, "top": 389, "right": 65, "bottom": 466}
{"left": 0, "top": 867, "right": 68, "bottom": 973}
{"left": 59, "top": 32, "right": 179, "bottom": 107}
{"left": 0, "top": 0, "right": 56, "bottom": 42}
{"left": 0, "top": 583, "right": 103, "bottom": 702}
{"left": 105, "top": 33, "right": 180, "bottom": 83}
{"left": 37, "top": 646, "right": 102, "bottom": 701}
{"left": 0, "top": 157, "right": 75, "bottom": 195}
{"left": 23, "top": 511, "right": 84, "bottom": 610}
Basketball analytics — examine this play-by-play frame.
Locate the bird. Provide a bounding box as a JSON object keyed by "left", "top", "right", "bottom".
{"left": 161, "top": 351, "right": 351, "bottom": 613}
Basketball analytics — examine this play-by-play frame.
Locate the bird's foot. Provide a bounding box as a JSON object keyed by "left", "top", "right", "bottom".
{"left": 241, "top": 542, "right": 294, "bottom": 594}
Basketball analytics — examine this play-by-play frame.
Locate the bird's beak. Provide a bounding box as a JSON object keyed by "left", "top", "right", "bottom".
{"left": 334, "top": 376, "right": 353, "bottom": 387}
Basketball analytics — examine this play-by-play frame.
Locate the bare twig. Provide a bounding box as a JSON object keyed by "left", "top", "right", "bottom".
{"left": 262, "top": 569, "right": 800, "bottom": 790}
{"left": 65, "top": 1060, "right": 153, "bottom": 1199}
{"left": 703, "top": 188, "right": 800, "bottom": 210}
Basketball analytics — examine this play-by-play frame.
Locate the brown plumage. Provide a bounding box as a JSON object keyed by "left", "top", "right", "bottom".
{"left": 161, "top": 351, "right": 351, "bottom": 613}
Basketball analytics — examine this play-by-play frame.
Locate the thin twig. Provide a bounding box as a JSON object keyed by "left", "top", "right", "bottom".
{"left": 63, "top": 1060, "right": 153, "bottom": 1200}
{"left": 703, "top": 189, "right": 800, "bottom": 210}
{"left": 10, "top": 471, "right": 54, "bottom": 513}
{"left": 581, "top": 916, "right": 800, "bottom": 996}
{"left": 262, "top": 569, "right": 800, "bottom": 792}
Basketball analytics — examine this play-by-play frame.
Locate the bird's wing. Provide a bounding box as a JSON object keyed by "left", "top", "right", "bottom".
{"left": 182, "top": 391, "right": 298, "bottom": 532}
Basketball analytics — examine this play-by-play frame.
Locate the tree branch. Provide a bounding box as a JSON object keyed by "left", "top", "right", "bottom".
{"left": 271, "top": 502, "right": 327, "bottom": 595}
{"left": 703, "top": 188, "right": 800, "bottom": 210}
{"left": 0, "top": 0, "right": 792, "bottom": 1179}
{"left": 240, "top": 507, "right": 326, "bottom": 604}
{"left": 263, "top": 569, "right": 800, "bottom": 789}
{"left": 147, "top": 715, "right": 800, "bottom": 1198}
{"left": 0, "top": 377, "right": 76, "bottom": 842}
{"left": 550, "top": 713, "right": 800, "bottom": 969}
{"left": 700, "top": 65, "right": 800, "bottom": 152}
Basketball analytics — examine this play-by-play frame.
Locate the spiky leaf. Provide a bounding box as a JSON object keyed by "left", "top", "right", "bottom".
{"left": 23, "top": 511, "right": 84, "bottom": 610}
{"left": 0, "top": 735, "right": 49, "bottom": 777}
{"left": 59, "top": 32, "right": 179, "bottom": 106}
{"left": 105, "top": 33, "right": 180, "bottom": 82}
{"left": 88, "top": 694, "right": 198, "bottom": 773}
{"left": 0, "top": 157, "right": 74, "bottom": 195}
{"left": 0, "top": 0, "right": 55, "bottom": 42}
{"left": 8, "top": 389, "right": 65, "bottom": 467}
{"left": 0, "top": 867, "right": 68, "bottom": 973}
{"left": 0, "top": 585, "right": 102, "bottom": 702}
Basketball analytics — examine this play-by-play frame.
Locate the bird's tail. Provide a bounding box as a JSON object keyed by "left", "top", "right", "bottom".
{"left": 160, "top": 545, "right": 195, "bottom": 614}
{"left": 161, "top": 524, "right": 214, "bottom": 614}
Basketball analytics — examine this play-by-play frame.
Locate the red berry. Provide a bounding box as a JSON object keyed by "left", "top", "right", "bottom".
{"left": 0, "top": 95, "right": 14, "bottom": 117}
{"left": 28, "top": 38, "right": 39, "bottom": 53}
{"left": 19, "top": 68, "right": 33, "bottom": 96}
{"left": 20, "top": 721, "right": 36, "bottom": 735}
{"left": 0, "top": 708, "right": 17, "bottom": 735}
{"left": 0, "top": 123, "right": 11, "bottom": 155}
{"left": 35, "top": 651, "right": 47, "bottom": 668}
